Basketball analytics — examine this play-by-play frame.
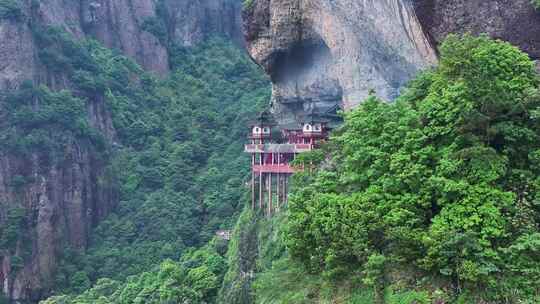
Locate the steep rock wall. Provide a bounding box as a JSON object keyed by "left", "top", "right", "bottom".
{"left": 413, "top": 0, "right": 540, "bottom": 59}
{"left": 165, "top": 0, "right": 244, "bottom": 47}
{"left": 0, "top": 0, "right": 243, "bottom": 85}
{"left": 243, "top": 0, "right": 437, "bottom": 125}
{"left": 0, "top": 137, "right": 117, "bottom": 302}
{"left": 243, "top": 0, "right": 540, "bottom": 126}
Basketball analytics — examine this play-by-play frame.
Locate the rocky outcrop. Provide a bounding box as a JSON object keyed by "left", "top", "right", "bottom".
{"left": 86, "top": 0, "right": 242, "bottom": 74}
{"left": 0, "top": 19, "right": 35, "bottom": 90}
{"left": 0, "top": 135, "right": 117, "bottom": 302}
{"left": 243, "top": 0, "right": 540, "bottom": 126}
{"left": 413, "top": 0, "right": 540, "bottom": 59}
{"left": 165, "top": 0, "right": 244, "bottom": 47}
{"left": 243, "top": 0, "right": 437, "bottom": 125}
{"left": 1, "top": 0, "right": 243, "bottom": 89}
{"left": 0, "top": 0, "right": 243, "bottom": 82}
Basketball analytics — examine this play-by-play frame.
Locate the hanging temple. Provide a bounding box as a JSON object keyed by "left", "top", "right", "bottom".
{"left": 244, "top": 105, "right": 342, "bottom": 216}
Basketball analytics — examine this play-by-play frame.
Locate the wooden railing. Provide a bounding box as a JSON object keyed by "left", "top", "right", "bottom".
{"left": 252, "top": 164, "right": 296, "bottom": 173}
{"left": 244, "top": 144, "right": 313, "bottom": 153}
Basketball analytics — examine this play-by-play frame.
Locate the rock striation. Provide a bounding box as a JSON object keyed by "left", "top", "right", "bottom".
{"left": 243, "top": 0, "right": 540, "bottom": 126}
{"left": 243, "top": 0, "right": 437, "bottom": 125}
{"left": 0, "top": 121, "right": 117, "bottom": 302}
{"left": 0, "top": 0, "right": 243, "bottom": 82}
{"left": 413, "top": 0, "right": 540, "bottom": 59}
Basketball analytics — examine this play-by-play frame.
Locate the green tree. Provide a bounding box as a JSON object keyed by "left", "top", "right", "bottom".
{"left": 0, "top": 0, "right": 22, "bottom": 21}
{"left": 16, "top": 25, "right": 270, "bottom": 296}
{"left": 286, "top": 34, "right": 540, "bottom": 301}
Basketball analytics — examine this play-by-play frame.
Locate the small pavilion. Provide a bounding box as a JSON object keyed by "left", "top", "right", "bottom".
{"left": 244, "top": 106, "right": 341, "bottom": 216}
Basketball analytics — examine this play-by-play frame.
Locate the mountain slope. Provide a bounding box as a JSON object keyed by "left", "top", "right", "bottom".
{"left": 0, "top": 0, "right": 260, "bottom": 302}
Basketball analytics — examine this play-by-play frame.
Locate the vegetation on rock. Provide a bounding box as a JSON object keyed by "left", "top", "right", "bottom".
{"left": 10, "top": 24, "right": 270, "bottom": 300}
{"left": 532, "top": 0, "right": 540, "bottom": 10}
{"left": 0, "top": 0, "right": 22, "bottom": 21}
{"left": 42, "top": 241, "right": 227, "bottom": 304}
{"left": 285, "top": 34, "right": 540, "bottom": 302}
{"left": 0, "top": 81, "right": 106, "bottom": 158}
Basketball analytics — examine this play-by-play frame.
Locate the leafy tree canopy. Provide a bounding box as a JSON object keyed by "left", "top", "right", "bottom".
{"left": 286, "top": 34, "right": 540, "bottom": 302}
{"left": 41, "top": 242, "right": 226, "bottom": 304}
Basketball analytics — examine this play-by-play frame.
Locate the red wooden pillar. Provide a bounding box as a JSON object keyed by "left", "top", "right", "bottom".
{"left": 259, "top": 153, "right": 263, "bottom": 210}
{"left": 268, "top": 173, "right": 272, "bottom": 217}
{"left": 277, "top": 153, "right": 281, "bottom": 211}
{"left": 251, "top": 154, "right": 255, "bottom": 210}
{"left": 277, "top": 173, "right": 281, "bottom": 212}
{"left": 284, "top": 174, "right": 288, "bottom": 205}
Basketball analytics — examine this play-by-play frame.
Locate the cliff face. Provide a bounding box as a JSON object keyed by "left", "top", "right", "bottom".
{"left": 0, "top": 0, "right": 243, "bottom": 85}
{"left": 413, "top": 0, "right": 540, "bottom": 59}
{"left": 243, "top": 0, "right": 437, "bottom": 125}
{"left": 0, "top": 0, "right": 243, "bottom": 302}
{"left": 243, "top": 0, "right": 540, "bottom": 125}
{"left": 0, "top": 127, "right": 117, "bottom": 303}
{"left": 164, "top": 0, "right": 244, "bottom": 48}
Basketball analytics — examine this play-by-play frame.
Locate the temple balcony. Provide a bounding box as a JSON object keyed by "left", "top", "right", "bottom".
{"left": 244, "top": 143, "right": 312, "bottom": 154}
{"left": 252, "top": 164, "right": 297, "bottom": 174}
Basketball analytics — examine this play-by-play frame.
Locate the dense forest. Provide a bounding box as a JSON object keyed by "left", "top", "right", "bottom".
{"left": 45, "top": 36, "right": 268, "bottom": 302}
{"left": 247, "top": 35, "right": 540, "bottom": 303}
{"left": 0, "top": 19, "right": 269, "bottom": 302}
{"left": 48, "top": 32, "right": 539, "bottom": 304}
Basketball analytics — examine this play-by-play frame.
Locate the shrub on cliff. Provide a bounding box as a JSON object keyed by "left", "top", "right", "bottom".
{"left": 0, "top": 82, "right": 105, "bottom": 157}
{"left": 286, "top": 34, "right": 540, "bottom": 302}
{"left": 24, "top": 29, "right": 270, "bottom": 295}
{"left": 532, "top": 0, "right": 540, "bottom": 10}
{"left": 0, "top": 0, "right": 23, "bottom": 21}
{"left": 243, "top": 0, "right": 254, "bottom": 10}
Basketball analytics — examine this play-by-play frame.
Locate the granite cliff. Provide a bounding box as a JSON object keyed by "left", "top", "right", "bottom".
{"left": 242, "top": 0, "right": 437, "bottom": 125}
{"left": 413, "top": 0, "right": 540, "bottom": 59}
{"left": 243, "top": 0, "right": 540, "bottom": 125}
{"left": 1, "top": 0, "right": 243, "bottom": 89}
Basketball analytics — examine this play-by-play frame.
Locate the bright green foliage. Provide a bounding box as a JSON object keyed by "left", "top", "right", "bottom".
{"left": 286, "top": 34, "right": 540, "bottom": 302}
{"left": 41, "top": 243, "right": 227, "bottom": 304}
{"left": 363, "top": 254, "right": 387, "bottom": 304}
{"left": 17, "top": 25, "right": 269, "bottom": 294}
{"left": 532, "top": 0, "right": 540, "bottom": 10}
{"left": 0, "top": 206, "right": 27, "bottom": 250}
{"left": 0, "top": 82, "right": 105, "bottom": 157}
{"left": 243, "top": 0, "right": 254, "bottom": 10}
{"left": 244, "top": 206, "right": 435, "bottom": 304}
{"left": 0, "top": 0, "right": 23, "bottom": 21}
